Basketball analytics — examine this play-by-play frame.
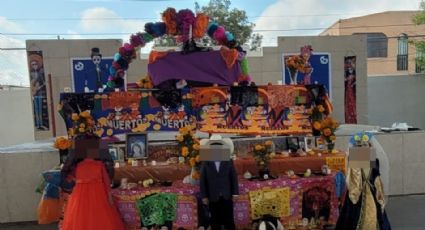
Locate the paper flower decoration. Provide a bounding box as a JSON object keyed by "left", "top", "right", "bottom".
{"left": 53, "top": 136, "right": 72, "bottom": 150}
{"left": 350, "top": 131, "right": 373, "bottom": 147}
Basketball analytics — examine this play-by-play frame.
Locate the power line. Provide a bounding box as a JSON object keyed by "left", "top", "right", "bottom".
{"left": 0, "top": 23, "right": 415, "bottom": 36}
{"left": 3, "top": 12, "right": 368, "bottom": 21}
{"left": 0, "top": 23, "right": 422, "bottom": 36}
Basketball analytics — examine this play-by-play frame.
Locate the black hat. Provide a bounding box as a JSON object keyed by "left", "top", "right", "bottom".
{"left": 91, "top": 47, "right": 101, "bottom": 57}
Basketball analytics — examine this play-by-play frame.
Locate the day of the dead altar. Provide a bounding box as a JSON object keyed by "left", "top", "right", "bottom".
{"left": 34, "top": 5, "right": 370, "bottom": 230}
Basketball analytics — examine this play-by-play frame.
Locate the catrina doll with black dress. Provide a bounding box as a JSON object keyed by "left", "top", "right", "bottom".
{"left": 335, "top": 141, "right": 391, "bottom": 230}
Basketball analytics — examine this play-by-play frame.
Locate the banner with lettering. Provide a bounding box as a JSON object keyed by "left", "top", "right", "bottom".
{"left": 59, "top": 90, "right": 194, "bottom": 138}
{"left": 59, "top": 85, "right": 332, "bottom": 138}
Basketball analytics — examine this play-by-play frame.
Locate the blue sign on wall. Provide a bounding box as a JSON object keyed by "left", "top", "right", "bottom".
{"left": 71, "top": 57, "right": 113, "bottom": 93}
{"left": 282, "top": 53, "right": 332, "bottom": 99}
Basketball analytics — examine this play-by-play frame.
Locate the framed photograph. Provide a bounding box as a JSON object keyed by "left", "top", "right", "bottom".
{"left": 304, "top": 137, "right": 315, "bottom": 152}
{"left": 126, "top": 132, "right": 148, "bottom": 159}
{"left": 109, "top": 147, "right": 118, "bottom": 161}
{"left": 273, "top": 136, "right": 288, "bottom": 154}
{"left": 116, "top": 143, "right": 126, "bottom": 160}
{"left": 108, "top": 142, "right": 125, "bottom": 161}
{"left": 315, "top": 137, "right": 325, "bottom": 150}
{"left": 287, "top": 136, "right": 300, "bottom": 152}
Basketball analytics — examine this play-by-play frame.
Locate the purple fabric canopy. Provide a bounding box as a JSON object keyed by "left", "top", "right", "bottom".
{"left": 148, "top": 50, "right": 241, "bottom": 86}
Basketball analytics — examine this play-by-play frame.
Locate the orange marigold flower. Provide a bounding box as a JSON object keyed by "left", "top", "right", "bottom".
{"left": 71, "top": 113, "right": 79, "bottom": 121}
{"left": 195, "top": 155, "right": 201, "bottom": 163}
{"left": 189, "top": 157, "right": 196, "bottom": 167}
{"left": 80, "top": 110, "right": 91, "bottom": 118}
{"left": 313, "top": 121, "right": 321, "bottom": 130}
{"left": 181, "top": 147, "right": 189, "bottom": 157}
{"left": 193, "top": 143, "right": 200, "bottom": 151}
{"left": 255, "top": 145, "right": 263, "bottom": 151}
{"left": 191, "top": 170, "right": 200, "bottom": 180}
{"left": 68, "top": 128, "right": 75, "bottom": 137}
{"left": 176, "top": 135, "right": 184, "bottom": 142}
{"left": 106, "top": 129, "right": 113, "bottom": 136}
{"left": 54, "top": 137, "right": 71, "bottom": 150}
{"left": 323, "top": 128, "right": 332, "bottom": 137}
{"left": 265, "top": 140, "right": 273, "bottom": 146}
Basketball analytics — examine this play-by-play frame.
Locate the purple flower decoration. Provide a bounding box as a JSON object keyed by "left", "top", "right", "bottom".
{"left": 177, "top": 9, "right": 196, "bottom": 42}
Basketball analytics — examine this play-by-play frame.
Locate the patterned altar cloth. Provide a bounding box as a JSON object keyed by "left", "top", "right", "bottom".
{"left": 112, "top": 173, "right": 340, "bottom": 230}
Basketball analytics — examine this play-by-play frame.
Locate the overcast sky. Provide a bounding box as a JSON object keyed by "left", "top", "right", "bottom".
{"left": 0, "top": 0, "right": 422, "bottom": 86}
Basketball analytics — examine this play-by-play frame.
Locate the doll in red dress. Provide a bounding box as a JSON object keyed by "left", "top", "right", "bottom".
{"left": 61, "top": 135, "right": 124, "bottom": 230}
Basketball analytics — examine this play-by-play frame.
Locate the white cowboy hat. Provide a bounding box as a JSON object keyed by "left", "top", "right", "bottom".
{"left": 200, "top": 134, "right": 234, "bottom": 154}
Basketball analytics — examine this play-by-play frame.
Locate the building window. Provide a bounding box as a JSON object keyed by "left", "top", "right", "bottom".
{"left": 416, "top": 44, "right": 425, "bottom": 73}
{"left": 354, "top": 33, "right": 388, "bottom": 58}
{"left": 397, "top": 33, "right": 408, "bottom": 71}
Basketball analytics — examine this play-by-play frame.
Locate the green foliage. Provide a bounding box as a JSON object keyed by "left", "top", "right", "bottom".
{"left": 197, "top": 0, "right": 260, "bottom": 47}
{"left": 413, "top": 1, "right": 425, "bottom": 25}
{"left": 250, "top": 33, "right": 263, "bottom": 51}
{"left": 413, "top": 1, "right": 425, "bottom": 71}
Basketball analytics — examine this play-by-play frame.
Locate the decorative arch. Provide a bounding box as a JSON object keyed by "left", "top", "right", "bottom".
{"left": 106, "top": 7, "right": 249, "bottom": 89}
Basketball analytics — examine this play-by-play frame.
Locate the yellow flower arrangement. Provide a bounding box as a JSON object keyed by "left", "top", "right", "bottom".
{"left": 286, "top": 55, "right": 307, "bottom": 73}
{"left": 176, "top": 124, "right": 201, "bottom": 179}
{"left": 311, "top": 104, "right": 327, "bottom": 135}
{"left": 253, "top": 140, "right": 274, "bottom": 172}
{"left": 53, "top": 136, "right": 72, "bottom": 150}
{"left": 69, "top": 110, "right": 96, "bottom": 137}
{"left": 320, "top": 116, "right": 339, "bottom": 152}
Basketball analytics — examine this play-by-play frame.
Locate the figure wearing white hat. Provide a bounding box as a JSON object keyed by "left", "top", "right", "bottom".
{"left": 199, "top": 134, "right": 238, "bottom": 230}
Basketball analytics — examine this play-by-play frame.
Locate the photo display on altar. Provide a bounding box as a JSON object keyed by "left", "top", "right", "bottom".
{"left": 126, "top": 132, "right": 148, "bottom": 159}
{"left": 58, "top": 85, "right": 332, "bottom": 138}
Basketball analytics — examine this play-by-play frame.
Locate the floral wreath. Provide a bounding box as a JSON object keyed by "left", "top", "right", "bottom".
{"left": 107, "top": 7, "right": 250, "bottom": 89}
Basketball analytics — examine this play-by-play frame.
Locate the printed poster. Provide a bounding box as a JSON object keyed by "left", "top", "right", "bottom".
{"left": 27, "top": 50, "right": 49, "bottom": 130}
{"left": 344, "top": 56, "right": 357, "bottom": 124}
{"left": 71, "top": 47, "right": 114, "bottom": 93}
{"left": 282, "top": 53, "right": 332, "bottom": 99}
